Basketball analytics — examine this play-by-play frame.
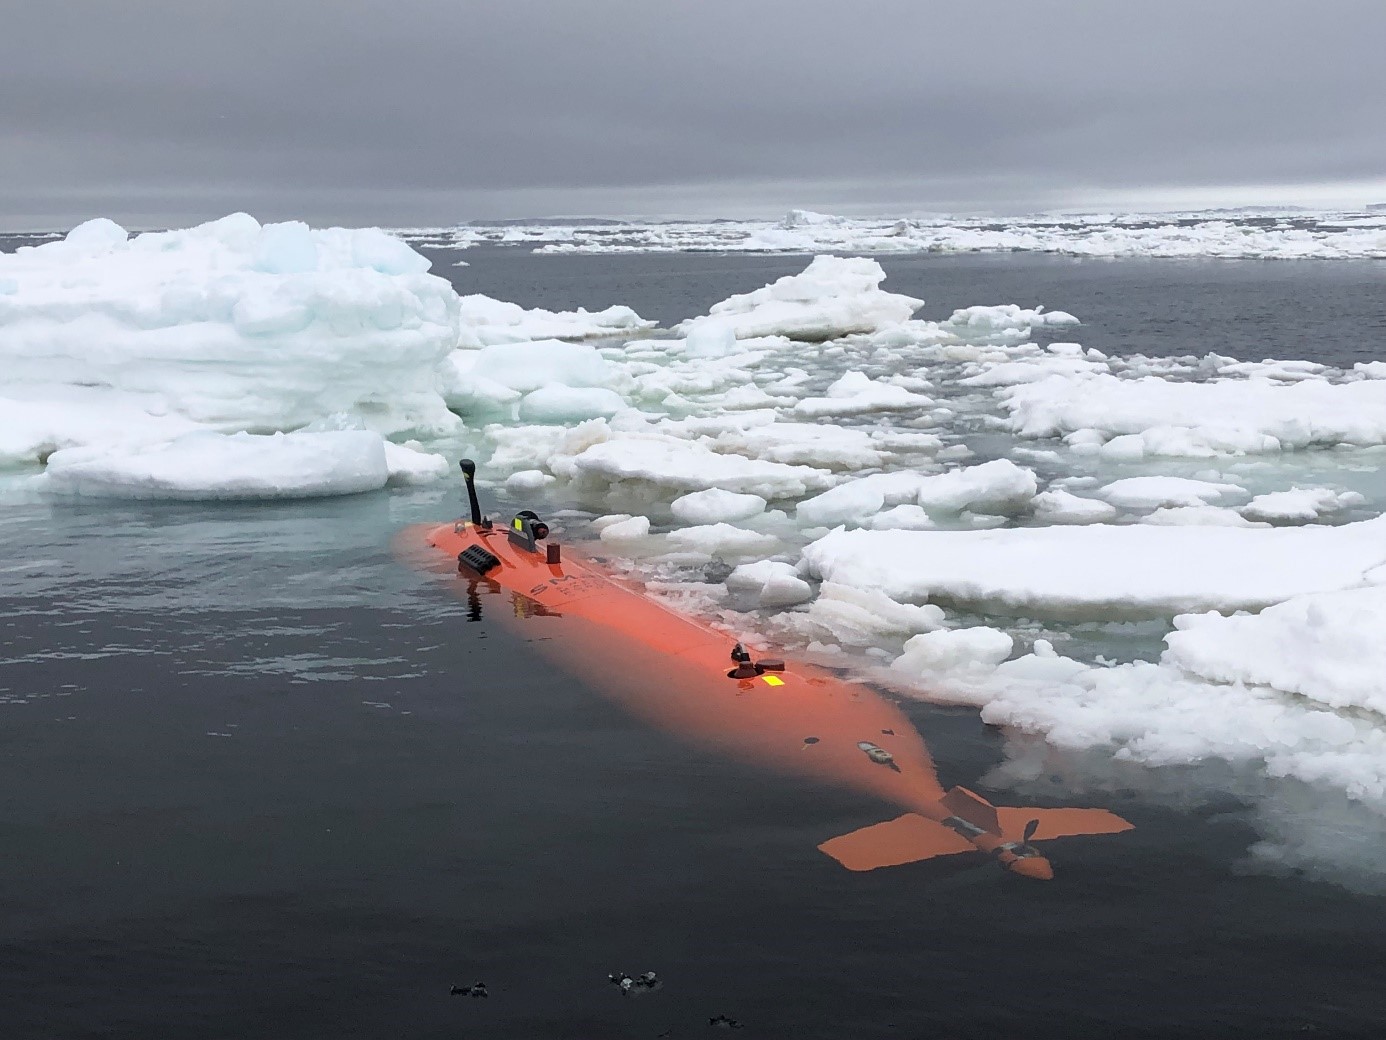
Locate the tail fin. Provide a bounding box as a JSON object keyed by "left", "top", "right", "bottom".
{"left": 818, "top": 814, "right": 975, "bottom": 871}
{"left": 818, "top": 806, "right": 1134, "bottom": 872}
{"left": 995, "top": 807, "right": 1133, "bottom": 842}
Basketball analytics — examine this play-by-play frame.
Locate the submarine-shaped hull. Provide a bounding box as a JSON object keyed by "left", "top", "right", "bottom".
{"left": 403, "top": 496, "right": 1132, "bottom": 878}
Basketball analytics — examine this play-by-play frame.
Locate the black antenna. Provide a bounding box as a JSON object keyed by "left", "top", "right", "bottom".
{"left": 459, "top": 459, "right": 482, "bottom": 526}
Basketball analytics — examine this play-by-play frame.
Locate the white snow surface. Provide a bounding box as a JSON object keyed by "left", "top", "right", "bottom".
{"left": 37, "top": 430, "right": 392, "bottom": 500}
{"left": 0, "top": 215, "right": 461, "bottom": 443}
{"left": 1165, "top": 587, "right": 1386, "bottom": 716}
{"left": 802, "top": 517, "right": 1386, "bottom": 618}
{"left": 1003, "top": 372, "right": 1386, "bottom": 454}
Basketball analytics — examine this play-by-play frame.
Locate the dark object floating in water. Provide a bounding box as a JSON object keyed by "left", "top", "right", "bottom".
{"left": 450, "top": 982, "right": 488, "bottom": 998}
{"left": 709, "top": 1015, "right": 744, "bottom": 1029}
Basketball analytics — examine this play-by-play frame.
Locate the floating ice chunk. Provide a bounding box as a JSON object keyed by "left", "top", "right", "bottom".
{"left": 797, "top": 480, "right": 887, "bottom": 527}
{"left": 38, "top": 430, "right": 388, "bottom": 500}
{"left": 518, "top": 385, "right": 627, "bottom": 422}
{"left": 63, "top": 217, "right": 129, "bottom": 252}
{"left": 671, "top": 488, "right": 768, "bottom": 524}
{"left": 675, "top": 256, "right": 922, "bottom": 342}
{"left": 961, "top": 351, "right": 1106, "bottom": 387}
{"left": 1241, "top": 487, "right": 1366, "bottom": 523}
{"left": 1217, "top": 358, "right": 1327, "bottom": 382}
{"left": 1032, "top": 489, "right": 1118, "bottom": 524}
{"left": 892, "top": 627, "right": 1015, "bottom": 678}
{"left": 1004, "top": 373, "right": 1386, "bottom": 453}
{"left": 591, "top": 513, "right": 634, "bottom": 532}
{"left": 759, "top": 573, "right": 815, "bottom": 607}
{"left": 802, "top": 583, "right": 946, "bottom": 646}
{"left": 802, "top": 516, "right": 1386, "bottom": 618}
{"left": 572, "top": 436, "right": 832, "bottom": 498}
{"left": 1142, "top": 505, "right": 1259, "bottom": 527}
{"left": 1098, "top": 476, "right": 1246, "bottom": 510}
{"left": 793, "top": 370, "right": 933, "bottom": 416}
{"left": 942, "top": 305, "right": 1079, "bottom": 346}
{"left": 914, "top": 459, "right": 1037, "bottom": 515}
{"left": 865, "top": 504, "right": 937, "bottom": 530}
{"left": 665, "top": 523, "right": 778, "bottom": 557}
{"left": 727, "top": 559, "right": 800, "bottom": 591}
{"left": 709, "top": 422, "right": 887, "bottom": 470}
{"left": 682, "top": 323, "right": 738, "bottom": 357}
{"left": 1355, "top": 361, "right": 1386, "bottom": 380}
{"left": 505, "top": 469, "right": 556, "bottom": 492}
{"left": 727, "top": 560, "right": 812, "bottom": 607}
{"left": 457, "top": 294, "right": 653, "bottom": 346}
{"left": 457, "top": 339, "right": 614, "bottom": 395}
{"left": 1166, "top": 587, "right": 1386, "bottom": 715}
{"left": 382, "top": 440, "right": 450, "bottom": 485}
{"left": 599, "top": 515, "right": 651, "bottom": 541}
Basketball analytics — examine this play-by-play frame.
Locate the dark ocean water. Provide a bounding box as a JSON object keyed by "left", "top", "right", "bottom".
{"left": 4, "top": 247, "right": 1386, "bottom": 1038}
{"left": 436, "top": 246, "right": 1386, "bottom": 368}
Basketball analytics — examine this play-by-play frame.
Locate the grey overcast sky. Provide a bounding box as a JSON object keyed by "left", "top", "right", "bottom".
{"left": 3, "top": 0, "right": 1384, "bottom": 230}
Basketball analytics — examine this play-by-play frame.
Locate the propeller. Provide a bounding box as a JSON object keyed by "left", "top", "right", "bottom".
{"left": 1014, "top": 818, "right": 1042, "bottom": 857}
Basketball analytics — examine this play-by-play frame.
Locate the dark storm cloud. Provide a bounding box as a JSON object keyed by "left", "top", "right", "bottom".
{"left": 2, "top": 0, "right": 1384, "bottom": 228}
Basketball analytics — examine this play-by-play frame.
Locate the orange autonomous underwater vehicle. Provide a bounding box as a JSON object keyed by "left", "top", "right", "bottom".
{"left": 403, "top": 460, "right": 1132, "bottom": 880}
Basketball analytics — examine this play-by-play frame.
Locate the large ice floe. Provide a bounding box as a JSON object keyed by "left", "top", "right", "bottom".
{"left": 0, "top": 214, "right": 462, "bottom": 498}
{"left": 14, "top": 216, "right": 1386, "bottom": 881}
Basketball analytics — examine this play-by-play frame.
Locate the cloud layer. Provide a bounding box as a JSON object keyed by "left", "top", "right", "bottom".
{"left": 4, "top": 0, "right": 1385, "bottom": 228}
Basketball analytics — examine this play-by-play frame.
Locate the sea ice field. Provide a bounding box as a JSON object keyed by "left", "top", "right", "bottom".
{"left": 4, "top": 212, "right": 1386, "bottom": 1037}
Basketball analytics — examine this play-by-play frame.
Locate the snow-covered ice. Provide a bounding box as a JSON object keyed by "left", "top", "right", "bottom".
{"left": 37, "top": 430, "right": 393, "bottom": 500}
{"left": 675, "top": 256, "right": 921, "bottom": 342}
{"left": 802, "top": 516, "right": 1386, "bottom": 618}
{"left": 0, "top": 215, "right": 461, "bottom": 444}
{"left": 421, "top": 208, "right": 1386, "bottom": 262}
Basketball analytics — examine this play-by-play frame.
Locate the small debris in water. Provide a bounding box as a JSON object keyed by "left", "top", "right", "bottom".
{"left": 709, "top": 1015, "right": 744, "bottom": 1029}
{"left": 609, "top": 970, "right": 662, "bottom": 995}
{"left": 450, "top": 982, "right": 488, "bottom": 998}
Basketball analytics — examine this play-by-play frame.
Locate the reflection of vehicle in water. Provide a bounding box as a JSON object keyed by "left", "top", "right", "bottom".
{"left": 399, "top": 461, "right": 1133, "bottom": 880}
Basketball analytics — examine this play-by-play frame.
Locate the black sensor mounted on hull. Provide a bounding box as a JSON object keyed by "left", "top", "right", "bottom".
{"left": 508, "top": 509, "right": 550, "bottom": 553}
{"left": 458, "top": 544, "right": 501, "bottom": 576}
